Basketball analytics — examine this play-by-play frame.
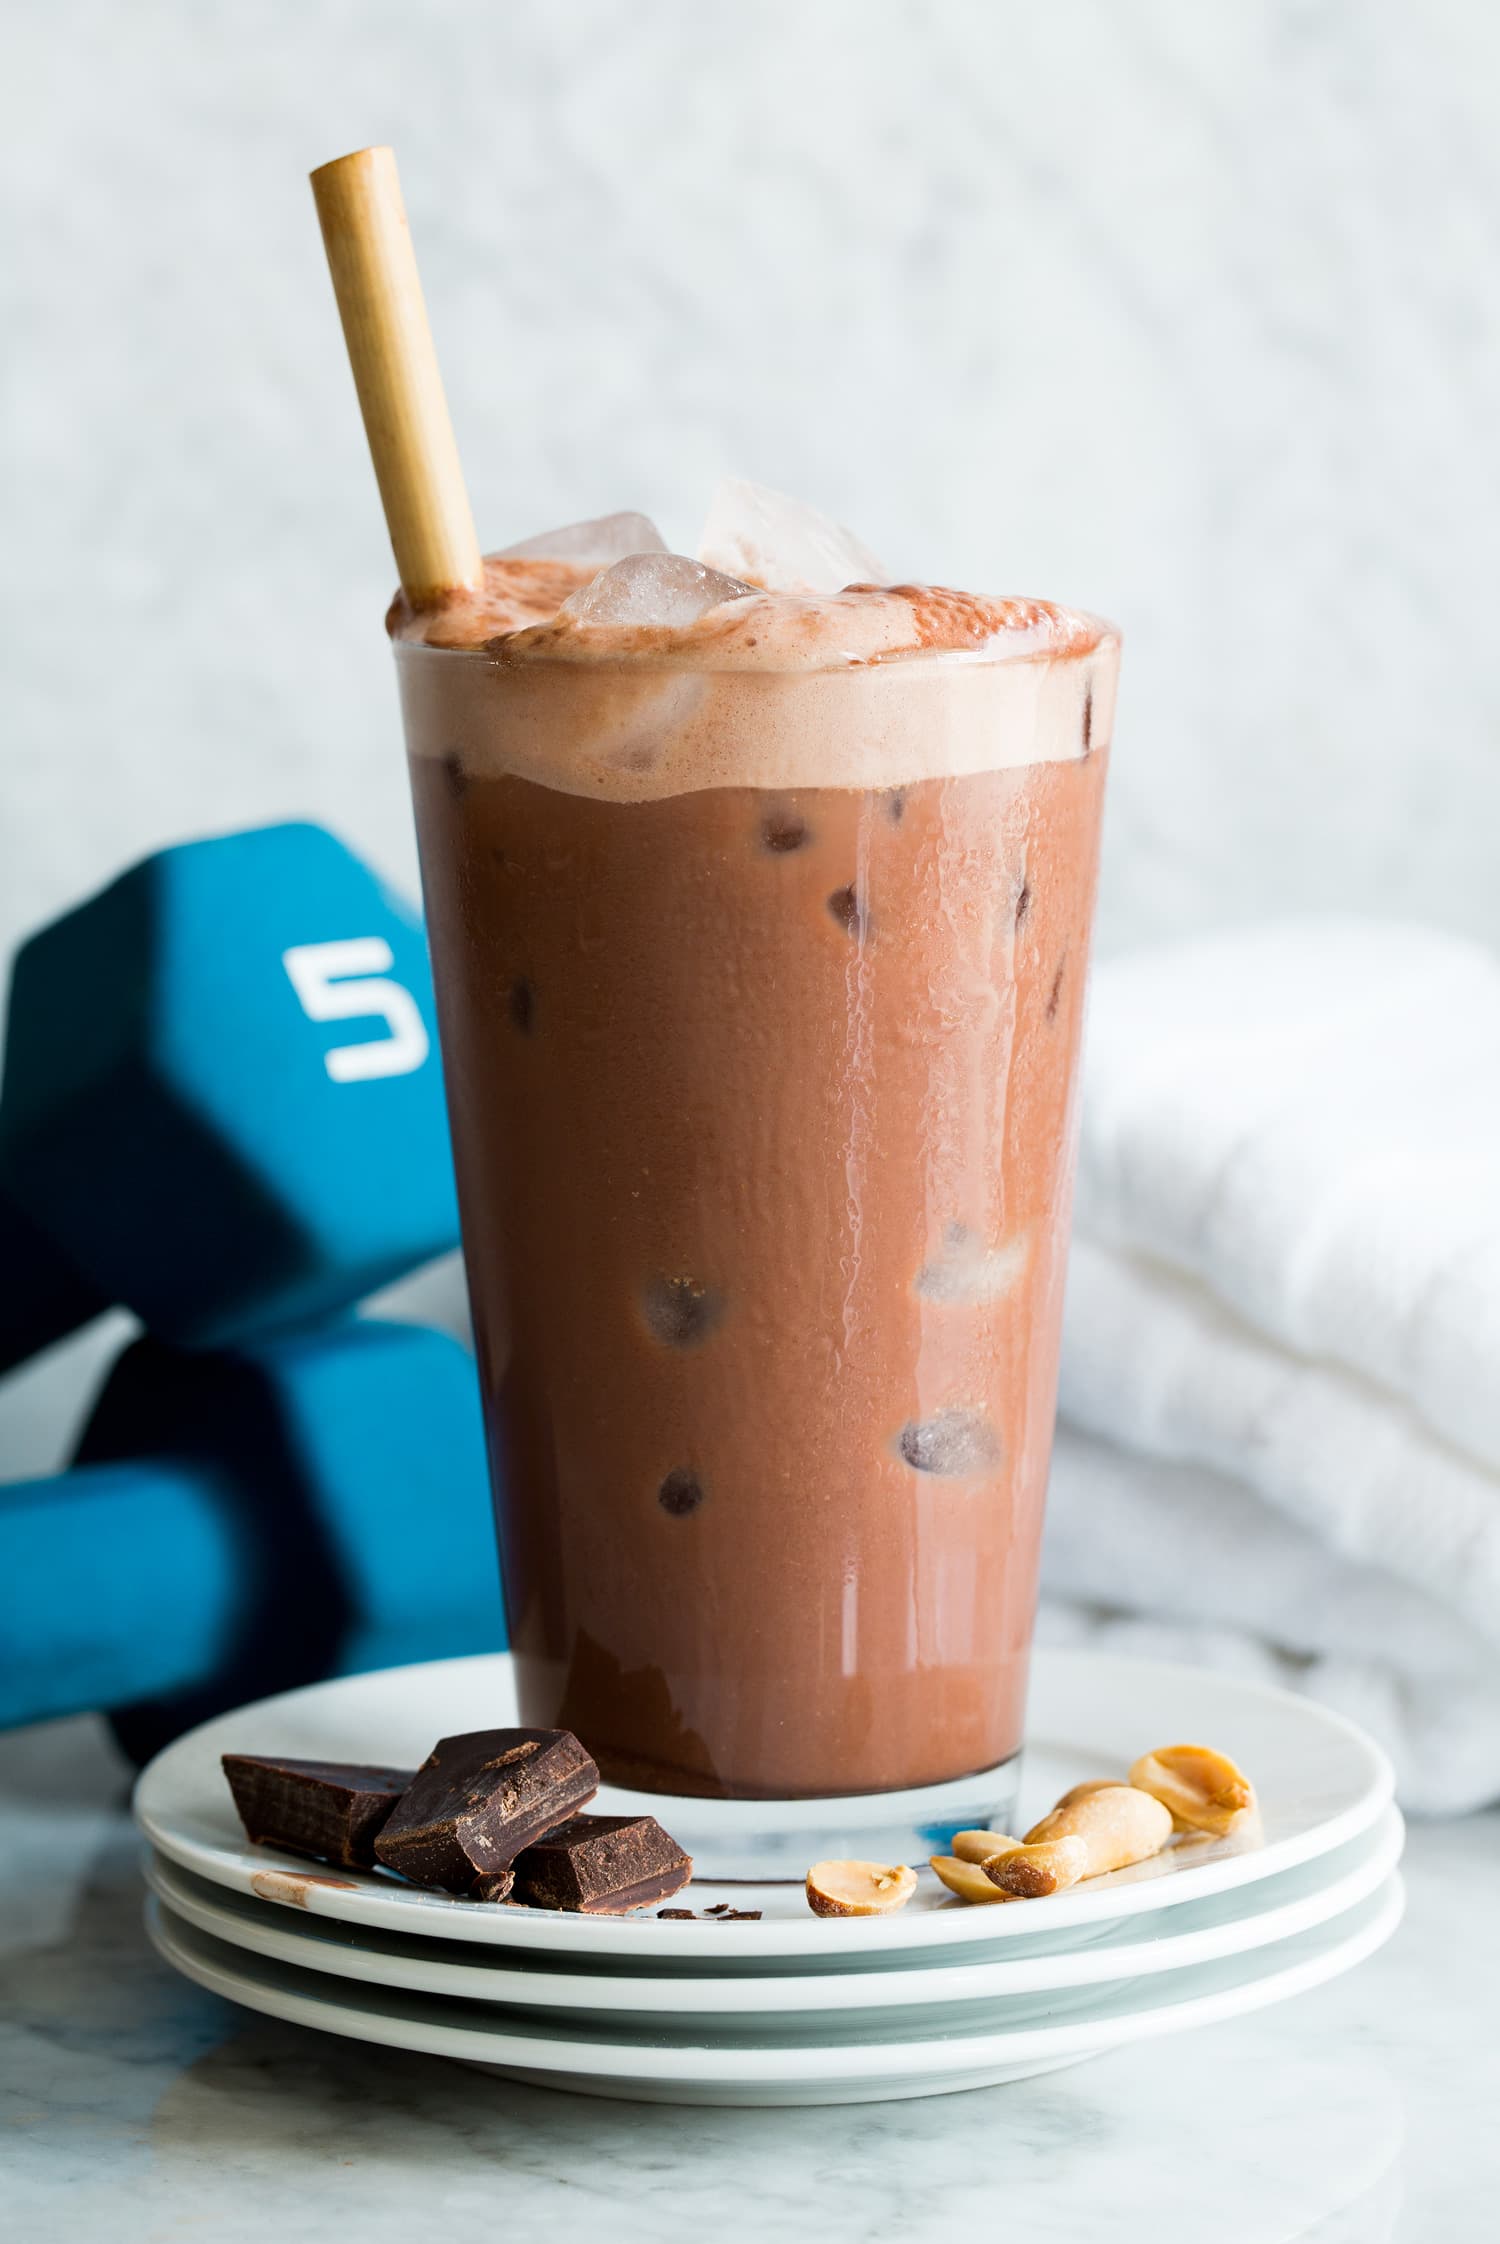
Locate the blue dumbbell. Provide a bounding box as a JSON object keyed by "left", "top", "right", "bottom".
{"left": 0, "top": 822, "right": 458, "bottom": 1367}
{"left": 0, "top": 1316, "right": 503, "bottom": 1759}
{"left": 0, "top": 1190, "right": 107, "bottom": 1366}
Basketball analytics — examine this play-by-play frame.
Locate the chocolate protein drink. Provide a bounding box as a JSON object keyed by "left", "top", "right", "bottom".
{"left": 396, "top": 550, "right": 1117, "bottom": 1799}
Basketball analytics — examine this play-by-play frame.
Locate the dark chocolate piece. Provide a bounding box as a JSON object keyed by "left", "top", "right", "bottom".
{"left": 373, "top": 1728, "right": 598, "bottom": 1892}
{"left": 222, "top": 1755, "right": 414, "bottom": 1870}
{"left": 470, "top": 1869, "right": 515, "bottom": 1904}
{"left": 512, "top": 1812, "right": 692, "bottom": 1915}
{"left": 715, "top": 1908, "right": 762, "bottom": 1920}
{"left": 658, "top": 1907, "right": 697, "bottom": 1919}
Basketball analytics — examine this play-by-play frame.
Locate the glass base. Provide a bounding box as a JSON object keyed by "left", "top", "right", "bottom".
{"left": 596, "top": 1755, "right": 1022, "bottom": 1881}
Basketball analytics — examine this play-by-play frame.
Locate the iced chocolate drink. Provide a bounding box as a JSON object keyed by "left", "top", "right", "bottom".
{"left": 395, "top": 508, "right": 1117, "bottom": 1803}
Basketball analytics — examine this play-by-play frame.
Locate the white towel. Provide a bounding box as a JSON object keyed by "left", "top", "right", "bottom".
{"left": 1038, "top": 1428, "right": 1500, "bottom": 1815}
{"left": 1045, "top": 920, "right": 1500, "bottom": 1812}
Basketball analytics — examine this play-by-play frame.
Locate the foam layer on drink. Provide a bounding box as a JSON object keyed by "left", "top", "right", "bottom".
{"left": 394, "top": 555, "right": 1119, "bottom": 804}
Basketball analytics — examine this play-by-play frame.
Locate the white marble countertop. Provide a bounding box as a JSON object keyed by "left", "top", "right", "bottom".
{"left": 2, "top": 1715, "right": 1492, "bottom": 2243}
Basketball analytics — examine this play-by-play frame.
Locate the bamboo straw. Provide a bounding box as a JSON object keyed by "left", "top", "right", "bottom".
{"left": 310, "top": 146, "right": 482, "bottom": 608}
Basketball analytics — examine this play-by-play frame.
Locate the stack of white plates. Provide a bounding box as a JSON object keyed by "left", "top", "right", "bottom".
{"left": 136, "top": 1650, "right": 1403, "bottom": 2107}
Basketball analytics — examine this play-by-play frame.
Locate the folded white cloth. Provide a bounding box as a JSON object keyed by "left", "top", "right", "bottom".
{"left": 1038, "top": 1428, "right": 1500, "bottom": 1815}
{"left": 1044, "top": 920, "right": 1500, "bottom": 1813}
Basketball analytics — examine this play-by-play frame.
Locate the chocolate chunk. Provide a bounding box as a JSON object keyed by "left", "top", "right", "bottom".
{"left": 642, "top": 1275, "right": 724, "bottom": 1348}
{"left": 658, "top": 1907, "right": 697, "bottom": 1919}
{"left": 715, "top": 1908, "right": 763, "bottom": 1920}
{"left": 512, "top": 1813, "right": 692, "bottom": 1915}
{"left": 508, "top": 977, "right": 535, "bottom": 1033}
{"left": 471, "top": 1869, "right": 516, "bottom": 1904}
{"left": 761, "top": 810, "right": 809, "bottom": 853}
{"left": 373, "top": 1729, "right": 599, "bottom": 1893}
{"left": 222, "top": 1755, "right": 414, "bottom": 1870}
{"left": 827, "top": 883, "right": 865, "bottom": 937}
{"left": 658, "top": 1467, "right": 705, "bottom": 1517}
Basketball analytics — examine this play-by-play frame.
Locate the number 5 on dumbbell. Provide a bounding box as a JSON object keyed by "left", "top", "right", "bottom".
{"left": 0, "top": 822, "right": 459, "bottom": 1366}
{"left": 282, "top": 937, "right": 430, "bottom": 1082}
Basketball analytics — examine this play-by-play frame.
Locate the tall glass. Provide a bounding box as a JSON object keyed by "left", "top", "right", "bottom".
{"left": 397, "top": 616, "right": 1115, "bottom": 1816}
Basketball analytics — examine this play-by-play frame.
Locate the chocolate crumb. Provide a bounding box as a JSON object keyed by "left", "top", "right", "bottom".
{"left": 885, "top": 789, "right": 906, "bottom": 824}
{"left": 1015, "top": 881, "right": 1032, "bottom": 929}
{"left": 658, "top": 1468, "right": 705, "bottom": 1517}
{"left": 1046, "top": 960, "right": 1066, "bottom": 1022}
{"left": 1083, "top": 682, "right": 1095, "bottom": 753}
{"left": 441, "top": 751, "right": 468, "bottom": 799}
{"left": 715, "top": 1908, "right": 763, "bottom": 1920}
{"left": 643, "top": 1276, "right": 724, "bottom": 1348}
{"left": 827, "top": 884, "right": 865, "bottom": 937}
{"left": 762, "top": 811, "right": 810, "bottom": 854}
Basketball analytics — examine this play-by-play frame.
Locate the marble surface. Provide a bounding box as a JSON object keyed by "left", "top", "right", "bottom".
{"left": 1, "top": 1716, "right": 1492, "bottom": 2242}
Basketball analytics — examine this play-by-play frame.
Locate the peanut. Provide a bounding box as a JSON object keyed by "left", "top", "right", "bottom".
{"left": 950, "top": 1829, "right": 1022, "bottom": 1865}
{"left": 805, "top": 1860, "right": 917, "bottom": 1917}
{"left": 1130, "top": 1744, "right": 1257, "bottom": 1836}
{"left": 929, "top": 1854, "right": 1018, "bottom": 1904}
{"left": 980, "top": 1834, "right": 1091, "bottom": 1897}
{"left": 983, "top": 1782, "right": 1172, "bottom": 1897}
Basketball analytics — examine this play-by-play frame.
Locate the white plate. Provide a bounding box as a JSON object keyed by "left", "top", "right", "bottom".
{"left": 143, "top": 1806, "right": 1404, "bottom": 2020}
{"left": 135, "top": 1648, "right": 1393, "bottom": 1965}
{"left": 146, "top": 1875, "right": 1404, "bottom": 2106}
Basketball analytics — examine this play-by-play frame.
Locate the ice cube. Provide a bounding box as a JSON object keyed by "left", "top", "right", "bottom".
{"left": 497, "top": 512, "right": 668, "bottom": 566}
{"left": 559, "top": 553, "right": 757, "bottom": 631}
{"left": 697, "top": 476, "right": 889, "bottom": 594}
{"left": 897, "top": 1409, "right": 999, "bottom": 1477}
{"left": 915, "top": 1227, "right": 1031, "bottom": 1305}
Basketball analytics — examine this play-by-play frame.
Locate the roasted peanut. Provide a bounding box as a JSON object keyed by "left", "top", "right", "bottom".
{"left": 805, "top": 1860, "right": 917, "bottom": 1916}
{"left": 929, "top": 1854, "right": 1017, "bottom": 1904}
{"left": 983, "top": 1782, "right": 1172, "bottom": 1897}
{"left": 1129, "top": 1745, "right": 1257, "bottom": 1836}
{"left": 980, "top": 1834, "right": 1091, "bottom": 1897}
{"left": 950, "top": 1829, "right": 1022, "bottom": 1865}
{"left": 1050, "top": 1779, "right": 1123, "bottom": 1810}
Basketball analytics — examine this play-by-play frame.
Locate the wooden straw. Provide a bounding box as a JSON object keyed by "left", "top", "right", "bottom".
{"left": 310, "top": 146, "right": 483, "bottom": 607}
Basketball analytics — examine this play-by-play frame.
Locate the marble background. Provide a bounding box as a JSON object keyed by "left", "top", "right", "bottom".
{"left": 7, "top": 0, "right": 1500, "bottom": 959}
{"left": 4, "top": 0, "right": 1499, "bottom": 1465}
